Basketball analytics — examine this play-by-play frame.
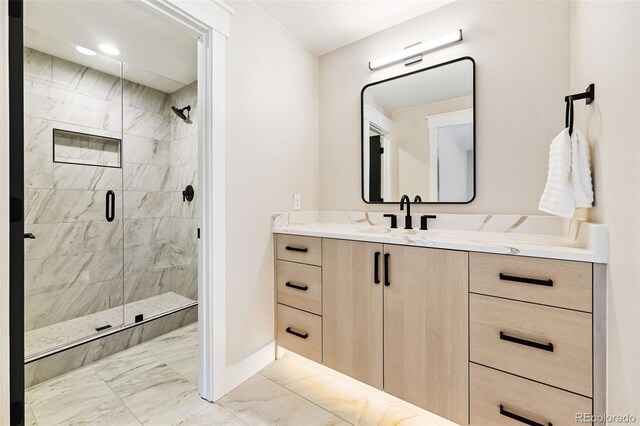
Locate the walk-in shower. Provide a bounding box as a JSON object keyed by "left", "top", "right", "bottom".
{"left": 22, "top": 24, "right": 199, "bottom": 385}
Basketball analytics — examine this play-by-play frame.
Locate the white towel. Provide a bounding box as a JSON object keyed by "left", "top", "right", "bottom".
{"left": 571, "top": 128, "right": 594, "bottom": 208}
{"left": 539, "top": 128, "right": 593, "bottom": 218}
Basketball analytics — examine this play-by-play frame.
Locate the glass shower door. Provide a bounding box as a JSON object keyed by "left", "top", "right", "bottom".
{"left": 120, "top": 62, "right": 198, "bottom": 327}
{"left": 23, "top": 32, "right": 125, "bottom": 360}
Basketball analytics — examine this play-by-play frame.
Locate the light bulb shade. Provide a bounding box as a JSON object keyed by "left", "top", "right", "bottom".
{"left": 369, "top": 29, "right": 463, "bottom": 71}
{"left": 97, "top": 43, "right": 121, "bottom": 56}
{"left": 75, "top": 46, "right": 96, "bottom": 56}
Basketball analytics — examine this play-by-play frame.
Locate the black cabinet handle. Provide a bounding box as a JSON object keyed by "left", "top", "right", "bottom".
{"left": 500, "top": 331, "right": 554, "bottom": 352}
{"left": 285, "top": 246, "right": 308, "bottom": 253}
{"left": 105, "top": 190, "right": 115, "bottom": 222}
{"left": 499, "top": 273, "right": 553, "bottom": 287}
{"left": 384, "top": 253, "right": 390, "bottom": 286}
{"left": 285, "top": 282, "right": 308, "bottom": 291}
{"left": 499, "top": 405, "right": 552, "bottom": 426}
{"left": 374, "top": 252, "right": 381, "bottom": 284}
{"left": 285, "top": 327, "right": 308, "bottom": 339}
{"left": 24, "top": 233, "right": 35, "bottom": 239}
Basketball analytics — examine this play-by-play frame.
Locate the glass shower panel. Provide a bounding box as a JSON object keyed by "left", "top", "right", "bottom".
{"left": 121, "top": 63, "right": 198, "bottom": 326}
{"left": 23, "top": 31, "right": 125, "bottom": 360}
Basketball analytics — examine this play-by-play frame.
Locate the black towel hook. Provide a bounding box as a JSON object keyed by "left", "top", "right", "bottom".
{"left": 565, "top": 96, "right": 574, "bottom": 136}
{"left": 564, "top": 83, "right": 595, "bottom": 137}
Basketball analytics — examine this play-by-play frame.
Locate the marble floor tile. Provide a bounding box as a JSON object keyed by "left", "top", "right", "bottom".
{"left": 219, "top": 374, "right": 346, "bottom": 426}
{"left": 110, "top": 362, "right": 209, "bottom": 425}
{"left": 142, "top": 327, "right": 199, "bottom": 383}
{"left": 27, "top": 365, "right": 140, "bottom": 426}
{"left": 93, "top": 345, "right": 164, "bottom": 387}
{"left": 174, "top": 402, "right": 246, "bottom": 426}
{"left": 261, "top": 356, "right": 455, "bottom": 426}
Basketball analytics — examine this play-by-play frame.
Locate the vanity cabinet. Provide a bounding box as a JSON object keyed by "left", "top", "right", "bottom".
{"left": 274, "top": 233, "right": 605, "bottom": 426}
{"left": 322, "top": 239, "right": 468, "bottom": 424}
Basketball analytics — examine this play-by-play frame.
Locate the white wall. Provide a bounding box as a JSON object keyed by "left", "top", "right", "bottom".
{"left": 319, "top": 0, "right": 570, "bottom": 213}
{"left": 225, "top": 1, "right": 319, "bottom": 364}
{"left": 570, "top": 1, "right": 640, "bottom": 419}
{"left": 0, "top": 0, "right": 10, "bottom": 421}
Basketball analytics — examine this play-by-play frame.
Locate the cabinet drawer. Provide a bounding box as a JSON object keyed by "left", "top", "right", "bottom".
{"left": 276, "top": 260, "right": 322, "bottom": 315}
{"left": 277, "top": 304, "right": 322, "bottom": 363}
{"left": 469, "top": 253, "right": 592, "bottom": 312}
{"left": 470, "top": 363, "right": 592, "bottom": 426}
{"left": 276, "top": 235, "right": 322, "bottom": 266}
{"left": 470, "top": 294, "right": 592, "bottom": 396}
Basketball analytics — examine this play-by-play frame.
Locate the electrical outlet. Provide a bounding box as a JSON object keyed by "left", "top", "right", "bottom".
{"left": 293, "top": 193, "right": 302, "bottom": 210}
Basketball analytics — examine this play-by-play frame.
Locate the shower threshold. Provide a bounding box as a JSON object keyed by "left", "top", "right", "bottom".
{"left": 25, "top": 292, "right": 196, "bottom": 362}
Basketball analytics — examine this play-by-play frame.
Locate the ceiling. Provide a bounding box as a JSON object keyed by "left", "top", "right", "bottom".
{"left": 22, "top": 0, "right": 453, "bottom": 91}
{"left": 24, "top": 0, "right": 197, "bottom": 93}
{"left": 251, "top": 0, "right": 455, "bottom": 56}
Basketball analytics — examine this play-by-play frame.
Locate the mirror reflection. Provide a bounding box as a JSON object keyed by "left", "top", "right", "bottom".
{"left": 362, "top": 57, "right": 475, "bottom": 203}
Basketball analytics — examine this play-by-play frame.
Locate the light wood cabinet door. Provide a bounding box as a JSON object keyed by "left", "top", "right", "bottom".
{"left": 383, "top": 245, "right": 469, "bottom": 425}
{"left": 322, "top": 238, "right": 384, "bottom": 389}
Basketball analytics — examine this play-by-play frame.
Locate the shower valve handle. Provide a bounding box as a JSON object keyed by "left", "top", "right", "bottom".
{"left": 183, "top": 185, "right": 195, "bottom": 202}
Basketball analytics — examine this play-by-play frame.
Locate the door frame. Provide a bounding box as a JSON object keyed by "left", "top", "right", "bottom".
{"left": 363, "top": 105, "right": 394, "bottom": 202}
{"left": 2, "top": 1, "right": 235, "bottom": 423}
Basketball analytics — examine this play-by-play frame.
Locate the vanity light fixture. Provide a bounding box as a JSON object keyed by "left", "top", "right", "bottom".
{"left": 97, "top": 43, "right": 121, "bottom": 56}
{"left": 368, "top": 29, "right": 463, "bottom": 71}
{"left": 75, "top": 45, "right": 96, "bottom": 56}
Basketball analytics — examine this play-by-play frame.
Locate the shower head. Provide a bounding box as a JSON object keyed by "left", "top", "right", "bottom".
{"left": 171, "top": 105, "right": 192, "bottom": 123}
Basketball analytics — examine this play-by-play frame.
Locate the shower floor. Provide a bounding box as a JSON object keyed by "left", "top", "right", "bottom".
{"left": 25, "top": 292, "right": 196, "bottom": 360}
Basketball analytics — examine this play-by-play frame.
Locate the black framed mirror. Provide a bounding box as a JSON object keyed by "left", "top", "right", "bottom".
{"left": 361, "top": 56, "right": 475, "bottom": 204}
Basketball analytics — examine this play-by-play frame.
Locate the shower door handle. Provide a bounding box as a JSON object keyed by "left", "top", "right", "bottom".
{"left": 106, "top": 190, "right": 115, "bottom": 222}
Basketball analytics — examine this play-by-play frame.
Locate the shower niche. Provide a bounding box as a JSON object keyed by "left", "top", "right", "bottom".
{"left": 53, "top": 129, "right": 122, "bottom": 168}
{"left": 23, "top": 32, "right": 199, "bottom": 385}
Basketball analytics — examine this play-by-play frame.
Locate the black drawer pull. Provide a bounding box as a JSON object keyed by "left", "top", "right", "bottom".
{"left": 285, "top": 282, "right": 308, "bottom": 291}
{"left": 384, "top": 253, "right": 390, "bottom": 286}
{"left": 499, "top": 405, "right": 552, "bottom": 426}
{"left": 285, "top": 246, "right": 308, "bottom": 253}
{"left": 499, "top": 273, "right": 553, "bottom": 287}
{"left": 500, "top": 331, "right": 554, "bottom": 352}
{"left": 374, "top": 252, "right": 380, "bottom": 284}
{"left": 285, "top": 327, "right": 308, "bottom": 339}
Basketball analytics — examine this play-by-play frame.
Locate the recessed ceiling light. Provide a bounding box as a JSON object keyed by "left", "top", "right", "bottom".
{"left": 97, "top": 43, "right": 121, "bottom": 56}
{"left": 75, "top": 45, "right": 96, "bottom": 56}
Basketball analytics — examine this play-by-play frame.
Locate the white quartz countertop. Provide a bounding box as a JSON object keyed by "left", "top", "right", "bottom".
{"left": 272, "top": 211, "right": 609, "bottom": 263}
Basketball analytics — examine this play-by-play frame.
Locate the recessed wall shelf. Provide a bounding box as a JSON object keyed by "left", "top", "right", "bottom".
{"left": 53, "top": 128, "right": 122, "bottom": 168}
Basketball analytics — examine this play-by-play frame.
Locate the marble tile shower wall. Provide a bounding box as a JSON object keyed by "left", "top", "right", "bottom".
{"left": 23, "top": 47, "right": 198, "bottom": 333}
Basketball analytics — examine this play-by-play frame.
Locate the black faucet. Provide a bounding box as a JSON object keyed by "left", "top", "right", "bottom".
{"left": 414, "top": 195, "right": 422, "bottom": 203}
{"left": 400, "top": 195, "right": 412, "bottom": 230}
